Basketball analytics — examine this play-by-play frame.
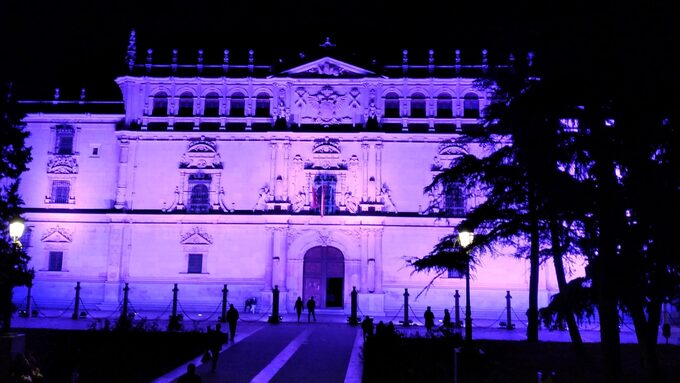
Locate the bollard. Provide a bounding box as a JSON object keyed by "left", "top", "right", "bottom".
{"left": 268, "top": 285, "right": 280, "bottom": 324}
{"left": 25, "top": 283, "right": 32, "bottom": 319}
{"left": 505, "top": 290, "right": 513, "bottom": 330}
{"left": 122, "top": 283, "right": 130, "bottom": 320}
{"left": 220, "top": 284, "right": 228, "bottom": 323}
{"left": 72, "top": 282, "right": 81, "bottom": 320}
{"left": 171, "top": 283, "right": 179, "bottom": 319}
{"left": 349, "top": 286, "right": 358, "bottom": 326}
{"left": 403, "top": 288, "right": 410, "bottom": 327}
{"left": 454, "top": 290, "right": 461, "bottom": 328}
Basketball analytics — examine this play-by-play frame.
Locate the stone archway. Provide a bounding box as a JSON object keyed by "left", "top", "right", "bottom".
{"left": 303, "top": 246, "right": 344, "bottom": 308}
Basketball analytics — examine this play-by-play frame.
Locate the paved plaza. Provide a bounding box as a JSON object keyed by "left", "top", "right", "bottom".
{"left": 11, "top": 310, "right": 680, "bottom": 383}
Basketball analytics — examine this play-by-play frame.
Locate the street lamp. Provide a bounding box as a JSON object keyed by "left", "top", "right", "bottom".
{"left": 9, "top": 218, "right": 25, "bottom": 247}
{"left": 458, "top": 230, "right": 474, "bottom": 343}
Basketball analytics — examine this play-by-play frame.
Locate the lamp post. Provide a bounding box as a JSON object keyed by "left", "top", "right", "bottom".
{"left": 9, "top": 218, "right": 25, "bottom": 247}
{"left": 458, "top": 230, "right": 474, "bottom": 343}
{"left": 3, "top": 218, "right": 25, "bottom": 333}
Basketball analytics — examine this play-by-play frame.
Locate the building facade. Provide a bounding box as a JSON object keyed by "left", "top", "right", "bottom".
{"left": 14, "top": 37, "right": 572, "bottom": 319}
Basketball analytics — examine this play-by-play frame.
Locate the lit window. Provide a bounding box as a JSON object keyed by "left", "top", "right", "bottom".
{"left": 187, "top": 253, "right": 203, "bottom": 274}
{"left": 48, "top": 251, "right": 63, "bottom": 271}
{"left": 51, "top": 180, "right": 70, "bottom": 204}
{"left": 55, "top": 126, "right": 75, "bottom": 155}
{"left": 313, "top": 174, "right": 337, "bottom": 215}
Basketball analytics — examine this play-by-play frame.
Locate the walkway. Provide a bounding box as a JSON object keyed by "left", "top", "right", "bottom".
{"left": 11, "top": 311, "right": 680, "bottom": 383}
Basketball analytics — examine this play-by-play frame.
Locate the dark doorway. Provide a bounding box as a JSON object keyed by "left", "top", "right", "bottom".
{"left": 326, "top": 277, "right": 343, "bottom": 307}
{"left": 303, "top": 246, "right": 344, "bottom": 309}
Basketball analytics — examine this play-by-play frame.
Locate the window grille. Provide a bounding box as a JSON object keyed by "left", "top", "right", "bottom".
{"left": 55, "top": 126, "right": 75, "bottom": 154}
{"left": 51, "top": 180, "right": 70, "bottom": 204}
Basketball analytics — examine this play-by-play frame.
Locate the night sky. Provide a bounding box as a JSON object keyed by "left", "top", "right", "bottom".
{"left": 1, "top": 1, "right": 675, "bottom": 100}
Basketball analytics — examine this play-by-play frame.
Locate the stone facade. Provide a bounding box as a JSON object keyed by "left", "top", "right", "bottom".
{"left": 15, "top": 40, "right": 580, "bottom": 319}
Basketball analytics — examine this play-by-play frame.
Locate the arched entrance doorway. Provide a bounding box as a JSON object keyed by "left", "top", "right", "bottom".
{"left": 303, "top": 246, "right": 344, "bottom": 308}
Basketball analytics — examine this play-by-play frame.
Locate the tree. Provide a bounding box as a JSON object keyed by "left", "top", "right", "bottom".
{"left": 0, "top": 82, "right": 34, "bottom": 332}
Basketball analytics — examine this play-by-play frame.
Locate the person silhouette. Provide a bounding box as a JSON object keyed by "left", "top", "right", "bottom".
{"left": 209, "top": 323, "right": 226, "bottom": 372}
{"left": 294, "top": 296, "right": 304, "bottom": 323}
{"left": 443, "top": 308, "right": 452, "bottom": 329}
{"left": 424, "top": 306, "right": 435, "bottom": 333}
{"left": 178, "top": 363, "right": 201, "bottom": 383}
{"left": 306, "top": 296, "right": 317, "bottom": 322}
{"left": 226, "top": 304, "right": 239, "bottom": 342}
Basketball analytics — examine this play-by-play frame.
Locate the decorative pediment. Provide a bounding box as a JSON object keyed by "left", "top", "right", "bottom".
{"left": 313, "top": 137, "right": 341, "bottom": 154}
{"left": 47, "top": 155, "right": 79, "bottom": 174}
{"left": 180, "top": 137, "right": 223, "bottom": 169}
{"left": 433, "top": 142, "right": 468, "bottom": 171}
{"left": 281, "top": 57, "right": 375, "bottom": 77}
{"left": 180, "top": 227, "right": 213, "bottom": 245}
{"left": 41, "top": 226, "right": 73, "bottom": 243}
{"left": 304, "top": 138, "right": 347, "bottom": 170}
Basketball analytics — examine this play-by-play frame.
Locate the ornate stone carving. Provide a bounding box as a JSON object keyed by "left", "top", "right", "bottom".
{"left": 180, "top": 226, "right": 213, "bottom": 245}
{"left": 162, "top": 186, "right": 180, "bottom": 212}
{"left": 302, "top": 86, "right": 351, "bottom": 125}
{"left": 180, "top": 137, "right": 223, "bottom": 169}
{"left": 41, "top": 226, "right": 73, "bottom": 243}
{"left": 317, "top": 229, "right": 332, "bottom": 246}
{"left": 47, "top": 155, "right": 79, "bottom": 174}
{"left": 253, "top": 184, "right": 273, "bottom": 211}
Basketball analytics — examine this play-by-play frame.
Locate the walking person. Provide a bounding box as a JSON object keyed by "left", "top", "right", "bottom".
{"left": 226, "top": 304, "right": 239, "bottom": 342}
{"left": 294, "top": 296, "right": 304, "bottom": 323}
{"left": 424, "top": 306, "right": 435, "bottom": 333}
{"left": 443, "top": 308, "right": 452, "bottom": 329}
{"left": 209, "top": 323, "right": 226, "bottom": 373}
{"left": 306, "top": 296, "right": 317, "bottom": 322}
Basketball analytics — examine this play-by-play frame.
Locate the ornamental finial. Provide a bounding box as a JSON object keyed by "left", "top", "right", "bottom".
{"left": 126, "top": 29, "right": 136, "bottom": 71}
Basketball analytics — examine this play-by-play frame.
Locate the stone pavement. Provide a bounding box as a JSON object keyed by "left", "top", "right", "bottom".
{"left": 11, "top": 311, "right": 680, "bottom": 383}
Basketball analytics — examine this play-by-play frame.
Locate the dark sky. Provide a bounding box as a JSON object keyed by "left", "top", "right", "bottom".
{"left": 2, "top": 1, "right": 675, "bottom": 100}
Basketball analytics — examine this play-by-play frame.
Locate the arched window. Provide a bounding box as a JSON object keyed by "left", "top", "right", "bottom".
{"left": 204, "top": 92, "right": 220, "bottom": 117}
{"left": 230, "top": 92, "right": 245, "bottom": 117}
{"left": 152, "top": 92, "right": 168, "bottom": 116}
{"left": 463, "top": 93, "right": 480, "bottom": 118}
{"left": 436, "top": 93, "right": 453, "bottom": 118}
{"left": 189, "top": 184, "right": 210, "bottom": 213}
{"left": 178, "top": 92, "right": 194, "bottom": 117}
{"left": 384, "top": 92, "right": 400, "bottom": 118}
{"left": 255, "top": 93, "right": 271, "bottom": 117}
{"left": 410, "top": 93, "right": 427, "bottom": 118}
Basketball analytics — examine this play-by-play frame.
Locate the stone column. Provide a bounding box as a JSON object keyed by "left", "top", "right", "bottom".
{"left": 103, "top": 223, "right": 125, "bottom": 304}
{"left": 361, "top": 143, "right": 369, "bottom": 201}
{"left": 375, "top": 142, "right": 383, "bottom": 188}
{"left": 270, "top": 142, "right": 278, "bottom": 191}
{"left": 114, "top": 138, "right": 130, "bottom": 209}
{"left": 360, "top": 229, "right": 369, "bottom": 293}
{"left": 271, "top": 227, "right": 287, "bottom": 289}
{"left": 374, "top": 228, "right": 384, "bottom": 292}
{"left": 283, "top": 142, "right": 291, "bottom": 201}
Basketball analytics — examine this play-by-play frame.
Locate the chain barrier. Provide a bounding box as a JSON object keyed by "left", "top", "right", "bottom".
{"left": 389, "top": 304, "right": 405, "bottom": 323}
{"left": 78, "top": 298, "right": 122, "bottom": 321}
{"left": 474, "top": 307, "right": 507, "bottom": 329}
{"left": 129, "top": 300, "right": 173, "bottom": 322}
{"left": 239, "top": 304, "right": 273, "bottom": 323}
{"left": 408, "top": 305, "right": 425, "bottom": 326}
{"left": 178, "top": 300, "right": 222, "bottom": 322}
{"left": 31, "top": 298, "right": 75, "bottom": 319}
{"left": 511, "top": 308, "right": 529, "bottom": 327}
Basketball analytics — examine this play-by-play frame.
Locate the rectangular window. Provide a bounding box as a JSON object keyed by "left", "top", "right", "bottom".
{"left": 187, "top": 253, "right": 203, "bottom": 274}
{"left": 51, "top": 180, "right": 71, "bottom": 204}
{"left": 55, "top": 126, "right": 75, "bottom": 155}
{"left": 444, "top": 183, "right": 465, "bottom": 216}
{"left": 48, "top": 251, "right": 63, "bottom": 271}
